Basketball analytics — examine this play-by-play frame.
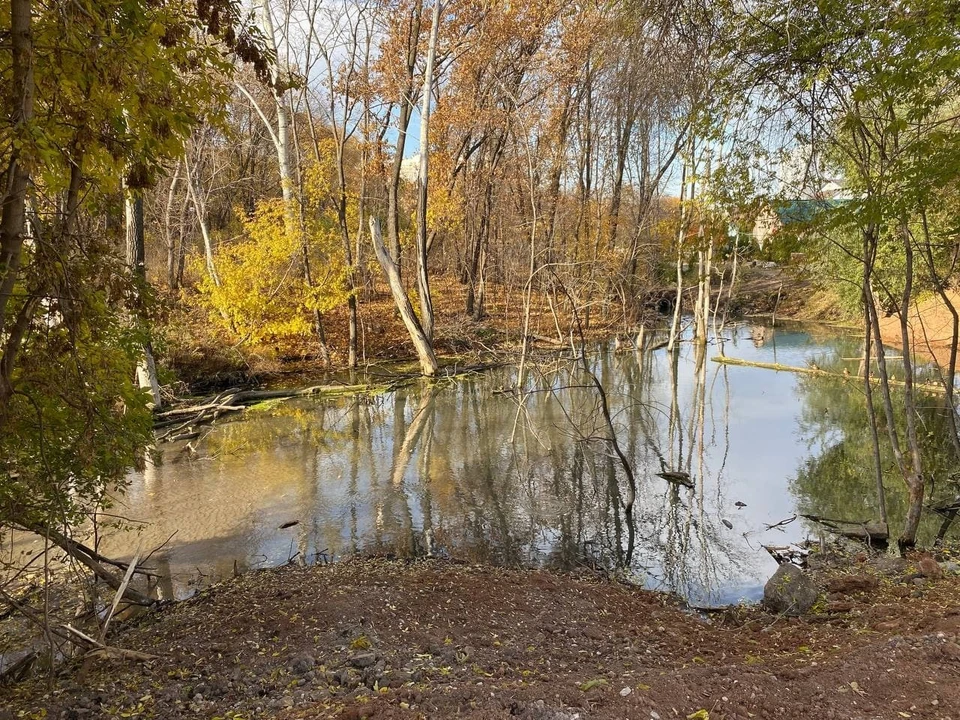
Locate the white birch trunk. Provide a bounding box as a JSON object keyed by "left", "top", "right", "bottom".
{"left": 183, "top": 154, "right": 220, "bottom": 287}
{"left": 259, "top": 0, "right": 298, "bottom": 239}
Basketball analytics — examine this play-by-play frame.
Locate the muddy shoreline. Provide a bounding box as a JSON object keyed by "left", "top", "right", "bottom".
{"left": 3, "top": 552, "right": 960, "bottom": 720}
{"left": 166, "top": 267, "right": 822, "bottom": 394}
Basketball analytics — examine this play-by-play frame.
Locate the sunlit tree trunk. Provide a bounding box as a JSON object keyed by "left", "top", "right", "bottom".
{"left": 667, "top": 160, "right": 689, "bottom": 353}
{"left": 370, "top": 217, "right": 438, "bottom": 376}
{"left": 413, "top": 0, "right": 442, "bottom": 343}
{"left": 387, "top": 1, "right": 423, "bottom": 276}
{"left": 183, "top": 152, "right": 219, "bottom": 287}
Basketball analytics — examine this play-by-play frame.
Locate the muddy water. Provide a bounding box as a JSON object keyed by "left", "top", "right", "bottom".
{"left": 58, "top": 323, "right": 959, "bottom": 605}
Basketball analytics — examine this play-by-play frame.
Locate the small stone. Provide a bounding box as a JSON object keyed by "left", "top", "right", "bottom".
{"left": 826, "top": 575, "right": 878, "bottom": 595}
{"left": 912, "top": 577, "right": 928, "bottom": 587}
{"left": 919, "top": 556, "right": 944, "bottom": 579}
{"left": 292, "top": 654, "right": 316, "bottom": 675}
{"left": 350, "top": 653, "right": 378, "bottom": 669}
{"left": 651, "top": 712, "right": 661, "bottom": 720}
{"left": 873, "top": 556, "right": 909, "bottom": 575}
{"left": 940, "top": 561, "right": 960, "bottom": 575}
{"left": 620, "top": 687, "right": 632, "bottom": 697}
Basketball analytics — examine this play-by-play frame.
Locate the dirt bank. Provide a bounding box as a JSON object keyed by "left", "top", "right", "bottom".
{"left": 162, "top": 267, "right": 823, "bottom": 391}
{"left": 163, "top": 277, "right": 629, "bottom": 391}
{"left": 4, "top": 555, "right": 960, "bottom": 720}
{"left": 876, "top": 290, "right": 960, "bottom": 368}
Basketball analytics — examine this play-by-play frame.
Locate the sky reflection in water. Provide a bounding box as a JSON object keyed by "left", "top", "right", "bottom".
{"left": 104, "top": 322, "right": 937, "bottom": 606}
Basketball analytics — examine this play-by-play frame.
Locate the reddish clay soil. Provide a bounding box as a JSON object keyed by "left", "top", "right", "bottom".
{"left": 4, "top": 556, "right": 960, "bottom": 720}
{"left": 877, "top": 289, "right": 960, "bottom": 367}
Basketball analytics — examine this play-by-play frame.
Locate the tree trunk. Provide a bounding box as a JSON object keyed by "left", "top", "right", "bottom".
{"left": 0, "top": 0, "right": 35, "bottom": 400}
{"left": 164, "top": 161, "right": 181, "bottom": 291}
{"left": 667, "top": 160, "right": 689, "bottom": 354}
{"left": 124, "top": 189, "right": 162, "bottom": 408}
{"left": 183, "top": 153, "right": 220, "bottom": 287}
{"left": 607, "top": 114, "right": 636, "bottom": 250}
{"left": 387, "top": 1, "right": 423, "bottom": 276}
{"left": 370, "top": 217, "right": 438, "bottom": 376}
{"left": 918, "top": 209, "right": 960, "bottom": 459}
{"left": 897, "top": 220, "right": 924, "bottom": 548}
{"left": 414, "top": 0, "right": 442, "bottom": 343}
{"left": 861, "top": 230, "right": 888, "bottom": 527}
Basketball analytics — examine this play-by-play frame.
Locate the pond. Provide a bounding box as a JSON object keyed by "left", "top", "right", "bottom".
{"left": 78, "top": 322, "right": 960, "bottom": 606}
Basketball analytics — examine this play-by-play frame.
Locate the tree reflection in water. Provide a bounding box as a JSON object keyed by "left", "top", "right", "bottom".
{"left": 100, "top": 322, "right": 960, "bottom": 604}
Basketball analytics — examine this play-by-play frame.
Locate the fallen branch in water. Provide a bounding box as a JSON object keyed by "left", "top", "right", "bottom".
{"left": 154, "top": 383, "right": 380, "bottom": 442}
{"left": 155, "top": 363, "right": 508, "bottom": 442}
{"left": 764, "top": 514, "right": 798, "bottom": 531}
{"left": 712, "top": 355, "right": 945, "bottom": 394}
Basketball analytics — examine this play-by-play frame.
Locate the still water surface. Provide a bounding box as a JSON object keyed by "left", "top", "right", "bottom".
{"left": 93, "top": 322, "right": 955, "bottom": 606}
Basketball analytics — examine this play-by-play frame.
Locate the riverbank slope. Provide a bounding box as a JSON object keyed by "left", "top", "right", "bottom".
{"left": 4, "top": 557, "right": 959, "bottom": 720}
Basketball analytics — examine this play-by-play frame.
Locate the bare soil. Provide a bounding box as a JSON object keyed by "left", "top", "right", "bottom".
{"left": 162, "top": 267, "right": 817, "bottom": 390}
{"left": 877, "top": 289, "right": 960, "bottom": 367}
{"left": 4, "top": 554, "right": 960, "bottom": 720}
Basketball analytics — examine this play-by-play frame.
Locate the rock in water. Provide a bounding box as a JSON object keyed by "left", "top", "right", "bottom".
{"left": 763, "top": 564, "right": 818, "bottom": 616}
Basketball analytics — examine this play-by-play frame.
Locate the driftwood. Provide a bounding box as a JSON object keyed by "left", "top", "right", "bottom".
{"left": 764, "top": 514, "right": 798, "bottom": 531}
{"left": 712, "top": 355, "right": 946, "bottom": 395}
{"left": 529, "top": 333, "right": 564, "bottom": 346}
{"left": 99, "top": 546, "right": 141, "bottom": 642}
{"left": 63, "top": 624, "right": 158, "bottom": 662}
{"left": 14, "top": 522, "right": 155, "bottom": 606}
{"left": 154, "top": 383, "right": 376, "bottom": 442}
{"left": 801, "top": 513, "right": 889, "bottom": 544}
{"left": 155, "top": 363, "right": 507, "bottom": 442}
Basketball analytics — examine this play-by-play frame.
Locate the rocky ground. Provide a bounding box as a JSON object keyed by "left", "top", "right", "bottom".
{"left": 3, "top": 551, "right": 960, "bottom": 720}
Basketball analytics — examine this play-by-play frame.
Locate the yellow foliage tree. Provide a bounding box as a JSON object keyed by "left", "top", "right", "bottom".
{"left": 197, "top": 196, "right": 348, "bottom": 347}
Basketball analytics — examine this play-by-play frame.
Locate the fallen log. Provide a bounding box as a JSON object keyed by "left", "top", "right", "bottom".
{"left": 712, "top": 355, "right": 945, "bottom": 395}
{"left": 801, "top": 513, "right": 889, "bottom": 544}
{"left": 63, "top": 625, "right": 158, "bottom": 662}
{"left": 154, "top": 383, "right": 379, "bottom": 441}
{"left": 529, "top": 333, "right": 564, "bottom": 346}
{"left": 14, "top": 522, "right": 155, "bottom": 606}
{"left": 155, "top": 364, "right": 506, "bottom": 441}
